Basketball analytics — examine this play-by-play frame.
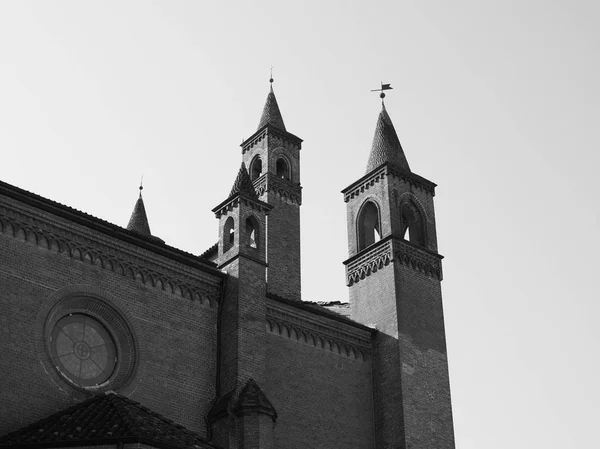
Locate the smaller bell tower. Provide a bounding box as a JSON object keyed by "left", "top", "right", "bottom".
{"left": 210, "top": 163, "right": 277, "bottom": 449}
{"left": 240, "top": 79, "right": 303, "bottom": 301}
{"left": 342, "top": 94, "right": 455, "bottom": 449}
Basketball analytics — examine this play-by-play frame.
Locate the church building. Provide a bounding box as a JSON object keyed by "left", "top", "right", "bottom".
{"left": 0, "top": 81, "right": 455, "bottom": 449}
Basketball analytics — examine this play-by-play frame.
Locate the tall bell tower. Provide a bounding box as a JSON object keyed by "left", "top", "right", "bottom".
{"left": 342, "top": 97, "right": 455, "bottom": 449}
{"left": 241, "top": 79, "right": 303, "bottom": 301}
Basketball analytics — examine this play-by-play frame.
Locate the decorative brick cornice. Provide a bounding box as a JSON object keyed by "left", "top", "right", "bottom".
{"left": 253, "top": 173, "right": 302, "bottom": 206}
{"left": 212, "top": 193, "right": 273, "bottom": 219}
{"left": 241, "top": 124, "right": 302, "bottom": 155}
{"left": 0, "top": 198, "right": 222, "bottom": 307}
{"left": 342, "top": 163, "right": 436, "bottom": 202}
{"left": 266, "top": 299, "right": 372, "bottom": 360}
{"left": 344, "top": 236, "right": 394, "bottom": 285}
{"left": 393, "top": 239, "right": 443, "bottom": 280}
{"left": 344, "top": 236, "right": 443, "bottom": 286}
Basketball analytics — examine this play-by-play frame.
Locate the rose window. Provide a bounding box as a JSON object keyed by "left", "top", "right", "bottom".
{"left": 49, "top": 314, "right": 117, "bottom": 387}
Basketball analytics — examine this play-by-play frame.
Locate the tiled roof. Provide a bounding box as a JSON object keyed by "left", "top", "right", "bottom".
{"left": 257, "top": 85, "right": 286, "bottom": 131}
{"left": 365, "top": 104, "right": 410, "bottom": 174}
{"left": 229, "top": 163, "right": 258, "bottom": 200}
{"left": 266, "top": 293, "right": 375, "bottom": 334}
{"left": 127, "top": 192, "right": 152, "bottom": 236}
{"left": 0, "top": 392, "right": 219, "bottom": 449}
{"left": 199, "top": 242, "right": 218, "bottom": 260}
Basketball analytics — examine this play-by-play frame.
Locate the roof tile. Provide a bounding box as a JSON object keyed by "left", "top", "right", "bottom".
{"left": 0, "top": 393, "right": 219, "bottom": 449}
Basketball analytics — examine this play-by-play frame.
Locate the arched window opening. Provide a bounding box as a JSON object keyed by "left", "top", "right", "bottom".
{"left": 250, "top": 157, "right": 262, "bottom": 181}
{"left": 223, "top": 217, "right": 235, "bottom": 252}
{"left": 401, "top": 203, "right": 425, "bottom": 246}
{"left": 276, "top": 158, "right": 290, "bottom": 180}
{"left": 358, "top": 201, "right": 381, "bottom": 250}
{"left": 245, "top": 216, "right": 259, "bottom": 249}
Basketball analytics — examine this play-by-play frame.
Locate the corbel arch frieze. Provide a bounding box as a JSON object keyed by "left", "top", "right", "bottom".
{"left": 0, "top": 208, "right": 220, "bottom": 308}
{"left": 266, "top": 316, "right": 370, "bottom": 361}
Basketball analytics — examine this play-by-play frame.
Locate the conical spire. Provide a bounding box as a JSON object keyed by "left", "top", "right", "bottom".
{"left": 127, "top": 186, "right": 152, "bottom": 236}
{"left": 365, "top": 104, "right": 410, "bottom": 174}
{"left": 257, "top": 83, "right": 286, "bottom": 131}
{"left": 229, "top": 163, "right": 258, "bottom": 200}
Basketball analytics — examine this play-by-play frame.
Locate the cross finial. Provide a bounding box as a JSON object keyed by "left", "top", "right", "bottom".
{"left": 371, "top": 82, "right": 393, "bottom": 104}
{"left": 269, "top": 65, "right": 274, "bottom": 84}
{"left": 139, "top": 173, "right": 144, "bottom": 194}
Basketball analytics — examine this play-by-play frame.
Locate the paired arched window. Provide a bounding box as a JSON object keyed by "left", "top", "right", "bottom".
{"left": 250, "top": 157, "right": 262, "bottom": 181}
{"left": 358, "top": 201, "right": 381, "bottom": 250}
{"left": 276, "top": 158, "right": 290, "bottom": 180}
{"left": 223, "top": 217, "right": 235, "bottom": 252}
{"left": 245, "top": 216, "right": 259, "bottom": 249}
{"left": 400, "top": 202, "right": 425, "bottom": 246}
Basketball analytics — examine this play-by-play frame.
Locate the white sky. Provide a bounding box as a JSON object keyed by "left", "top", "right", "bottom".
{"left": 1, "top": 1, "right": 598, "bottom": 447}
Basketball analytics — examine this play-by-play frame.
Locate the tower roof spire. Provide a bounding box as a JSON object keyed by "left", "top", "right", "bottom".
{"left": 127, "top": 180, "right": 152, "bottom": 236}
{"left": 229, "top": 163, "right": 258, "bottom": 200}
{"left": 365, "top": 100, "right": 410, "bottom": 174}
{"left": 257, "top": 76, "right": 286, "bottom": 132}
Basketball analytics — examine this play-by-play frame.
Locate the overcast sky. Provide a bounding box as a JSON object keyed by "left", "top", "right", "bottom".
{"left": 1, "top": 1, "right": 599, "bottom": 448}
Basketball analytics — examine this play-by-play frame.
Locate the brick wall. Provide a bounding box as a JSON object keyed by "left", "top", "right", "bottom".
{"left": 0, "top": 194, "right": 221, "bottom": 436}
{"left": 265, "top": 299, "right": 374, "bottom": 449}
{"left": 263, "top": 194, "right": 301, "bottom": 301}
{"left": 395, "top": 266, "right": 455, "bottom": 449}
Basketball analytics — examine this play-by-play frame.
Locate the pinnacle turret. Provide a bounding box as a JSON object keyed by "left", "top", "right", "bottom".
{"left": 257, "top": 85, "right": 286, "bottom": 131}
{"left": 229, "top": 163, "right": 258, "bottom": 200}
{"left": 365, "top": 104, "right": 410, "bottom": 174}
{"left": 127, "top": 187, "right": 152, "bottom": 236}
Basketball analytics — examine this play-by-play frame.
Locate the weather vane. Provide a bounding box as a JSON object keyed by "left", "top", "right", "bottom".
{"left": 139, "top": 173, "right": 144, "bottom": 192}
{"left": 270, "top": 65, "right": 274, "bottom": 84}
{"left": 371, "top": 82, "right": 393, "bottom": 103}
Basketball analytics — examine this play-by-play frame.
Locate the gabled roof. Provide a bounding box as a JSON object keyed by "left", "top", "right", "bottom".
{"left": 127, "top": 190, "right": 152, "bottom": 236}
{"left": 229, "top": 163, "right": 258, "bottom": 200}
{"left": 236, "top": 379, "right": 277, "bottom": 421}
{"left": 0, "top": 393, "right": 218, "bottom": 449}
{"left": 207, "top": 379, "right": 277, "bottom": 424}
{"left": 365, "top": 104, "right": 410, "bottom": 174}
{"left": 257, "top": 85, "right": 286, "bottom": 131}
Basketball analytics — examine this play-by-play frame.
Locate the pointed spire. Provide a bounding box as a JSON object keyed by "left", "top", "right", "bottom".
{"left": 229, "top": 163, "right": 258, "bottom": 200}
{"left": 365, "top": 104, "right": 410, "bottom": 174}
{"left": 257, "top": 79, "right": 286, "bottom": 132}
{"left": 127, "top": 184, "right": 152, "bottom": 236}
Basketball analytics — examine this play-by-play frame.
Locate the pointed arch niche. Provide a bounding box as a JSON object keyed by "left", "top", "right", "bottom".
{"left": 223, "top": 217, "right": 235, "bottom": 252}
{"left": 357, "top": 201, "right": 381, "bottom": 251}
{"left": 250, "top": 156, "right": 262, "bottom": 181}
{"left": 245, "top": 215, "right": 260, "bottom": 249}
{"left": 276, "top": 157, "right": 291, "bottom": 181}
{"left": 400, "top": 201, "right": 426, "bottom": 247}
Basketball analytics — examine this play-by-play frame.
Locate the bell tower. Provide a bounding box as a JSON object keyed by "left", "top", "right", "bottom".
{"left": 342, "top": 98, "right": 455, "bottom": 449}
{"left": 240, "top": 79, "right": 303, "bottom": 301}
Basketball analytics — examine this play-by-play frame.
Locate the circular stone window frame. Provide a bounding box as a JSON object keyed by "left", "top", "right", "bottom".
{"left": 37, "top": 285, "right": 139, "bottom": 399}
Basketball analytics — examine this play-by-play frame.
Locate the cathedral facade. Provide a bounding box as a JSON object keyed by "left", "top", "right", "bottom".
{"left": 0, "top": 83, "right": 455, "bottom": 449}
